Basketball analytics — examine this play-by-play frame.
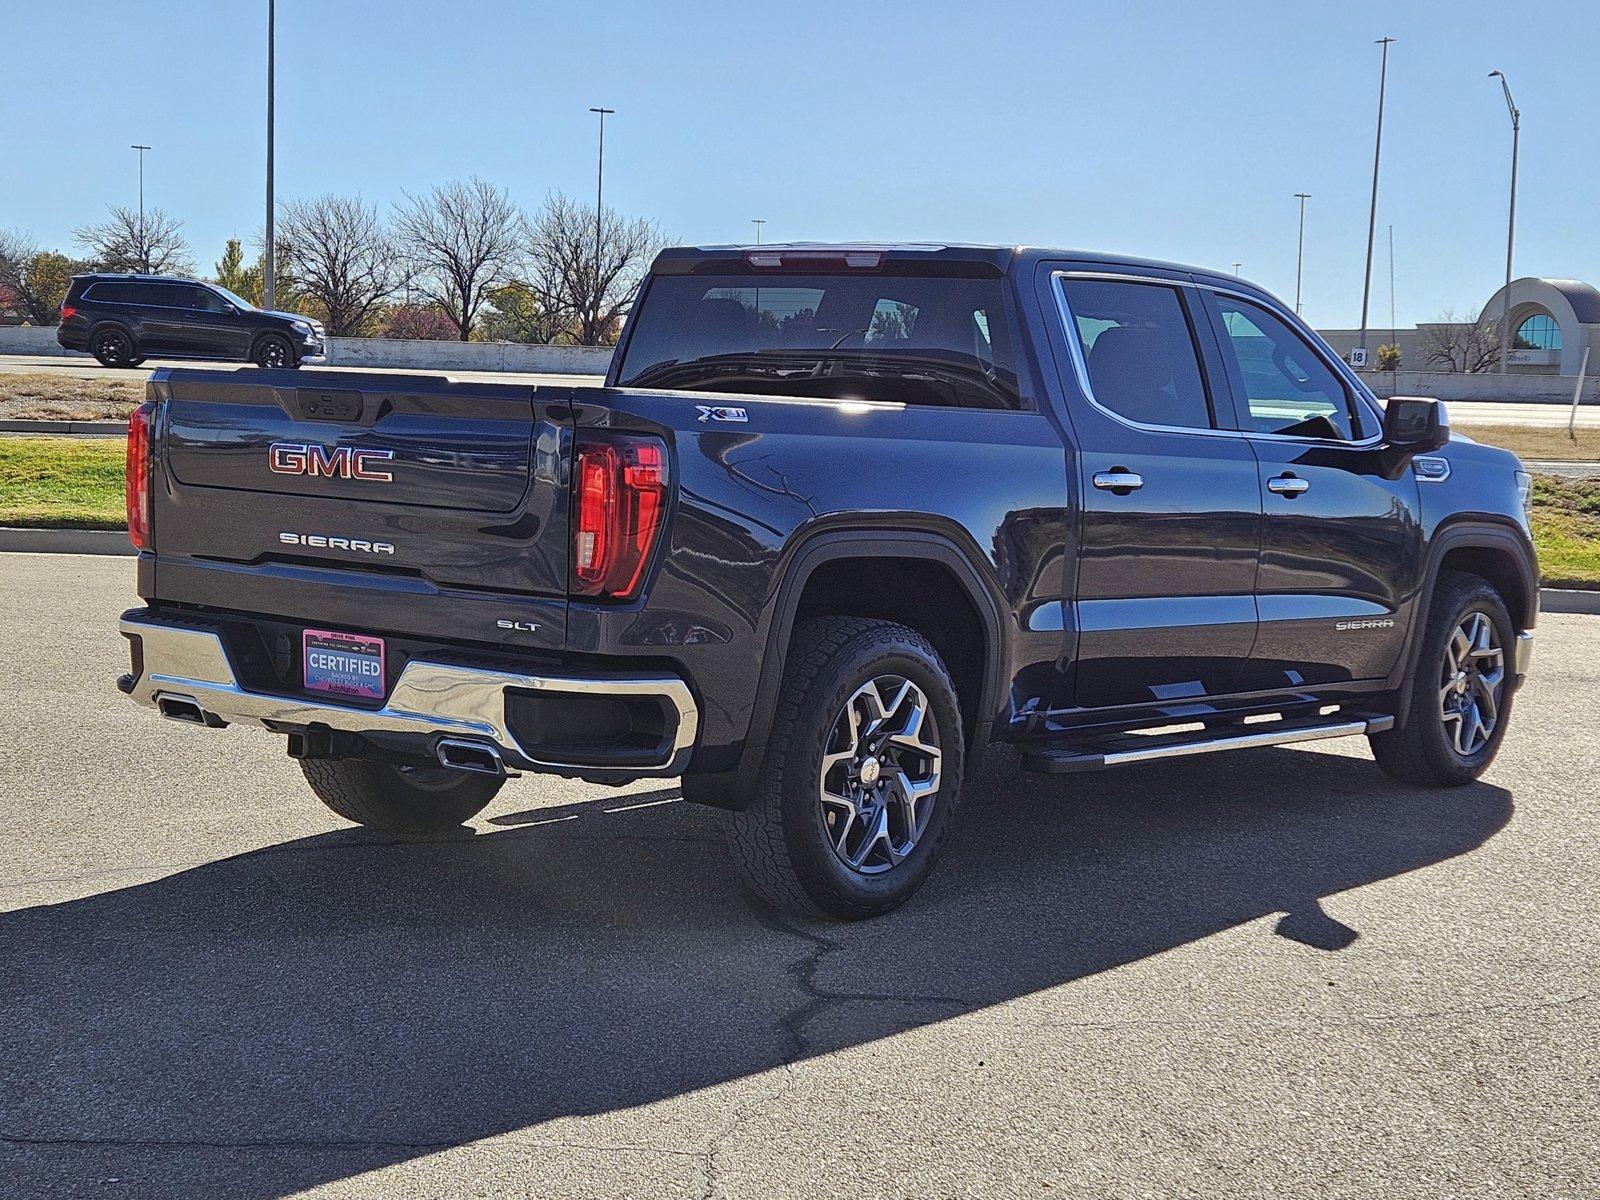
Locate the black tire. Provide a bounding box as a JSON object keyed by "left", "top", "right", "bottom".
{"left": 727, "top": 616, "right": 965, "bottom": 920}
{"left": 252, "top": 333, "right": 298, "bottom": 369}
{"left": 90, "top": 327, "right": 137, "bottom": 368}
{"left": 299, "top": 757, "right": 502, "bottom": 835}
{"left": 1370, "top": 571, "right": 1516, "bottom": 787}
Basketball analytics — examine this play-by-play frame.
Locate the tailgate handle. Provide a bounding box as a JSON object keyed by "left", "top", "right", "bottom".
{"left": 297, "top": 390, "right": 365, "bottom": 422}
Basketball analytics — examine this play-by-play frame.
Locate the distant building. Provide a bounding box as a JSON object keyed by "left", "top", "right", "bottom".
{"left": 1318, "top": 277, "right": 1600, "bottom": 376}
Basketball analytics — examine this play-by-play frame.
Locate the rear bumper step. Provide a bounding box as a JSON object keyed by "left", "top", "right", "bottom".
{"left": 1021, "top": 714, "right": 1395, "bottom": 775}
{"left": 119, "top": 614, "right": 699, "bottom": 776}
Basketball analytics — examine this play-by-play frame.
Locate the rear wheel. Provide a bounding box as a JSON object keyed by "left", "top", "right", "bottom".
{"left": 299, "top": 757, "right": 501, "bottom": 835}
{"left": 1370, "top": 571, "right": 1515, "bottom": 786}
{"left": 90, "top": 327, "right": 137, "bottom": 368}
{"left": 252, "top": 333, "right": 297, "bottom": 369}
{"left": 727, "top": 617, "right": 964, "bottom": 919}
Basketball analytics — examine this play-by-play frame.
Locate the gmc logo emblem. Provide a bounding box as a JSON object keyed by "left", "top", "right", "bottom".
{"left": 268, "top": 442, "right": 394, "bottom": 482}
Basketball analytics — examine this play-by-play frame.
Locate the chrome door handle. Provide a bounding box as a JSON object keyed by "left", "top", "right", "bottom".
{"left": 1267, "top": 474, "right": 1310, "bottom": 496}
{"left": 1092, "top": 471, "right": 1144, "bottom": 493}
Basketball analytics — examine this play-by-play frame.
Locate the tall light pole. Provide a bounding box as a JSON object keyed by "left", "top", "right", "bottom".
{"left": 1232, "top": 262, "right": 1242, "bottom": 277}
{"left": 1489, "top": 69, "right": 1520, "bottom": 376}
{"left": 263, "top": 0, "right": 276, "bottom": 309}
{"left": 751, "top": 218, "right": 766, "bottom": 244}
{"left": 1293, "top": 193, "right": 1311, "bottom": 315}
{"left": 588, "top": 106, "right": 615, "bottom": 342}
{"left": 1358, "top": 36, "right": 1395, "bottom": 364}
{"left": 130, "top": 145, "right": 150, "bottom": 271}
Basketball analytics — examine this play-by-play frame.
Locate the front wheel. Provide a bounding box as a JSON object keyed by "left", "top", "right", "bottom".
{"left": 252, "top": 333, "right": 298, "bottom": 369}
{"left": 727, "top": 617, "right": 964, "bottom": 919}
{"left": 300, "top": 757, "right": 501, "bottom": 835}
{"left": 1370, "top": 571, "right": 1515, "bottom": 787}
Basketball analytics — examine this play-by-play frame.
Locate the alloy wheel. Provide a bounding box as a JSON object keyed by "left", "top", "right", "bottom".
{"left": 1439, "top": 610, "right": 1505, "bottom": 756}
{"left": 818, "top": 674, "right": 942, "bottom": 874}
{"left": 97, "top": 332, "right": 130, "bottom": 366}
{"left": 259, "top": 339, "right": 291, "bottom": 368}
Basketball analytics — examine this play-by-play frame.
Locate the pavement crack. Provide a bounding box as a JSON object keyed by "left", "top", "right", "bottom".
{"left": 1041, "top": 991, "right": 1597, "bottom": 1032}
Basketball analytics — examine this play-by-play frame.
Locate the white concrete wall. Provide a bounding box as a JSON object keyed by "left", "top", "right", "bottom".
{"left": 0, "top": 326, "right": 67, "bottom": 354}
{"left": 0, "top": 325, "right": 613, "bottom": 375}
{"left": 324, "top": 337, "right": 611, "bottom": 375}
{"left": 1363, "top": 370, "right": 1598, "bottom": 404}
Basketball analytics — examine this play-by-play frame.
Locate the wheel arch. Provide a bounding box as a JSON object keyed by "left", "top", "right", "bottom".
{"left": 685, "top": 525, "right": 1009, "bottom": 810}
{"left": 1390, "top": 518, "right": 1537, "bottom": 728}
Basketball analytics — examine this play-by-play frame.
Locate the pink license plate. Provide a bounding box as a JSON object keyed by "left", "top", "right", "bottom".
{"left": 302, "top": 628, "right": 386, "bottom": 700}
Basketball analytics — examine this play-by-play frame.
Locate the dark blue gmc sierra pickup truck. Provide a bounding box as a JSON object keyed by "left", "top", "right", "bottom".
{"left": 117, "top": 243, "right": 1538, "bottom": 919}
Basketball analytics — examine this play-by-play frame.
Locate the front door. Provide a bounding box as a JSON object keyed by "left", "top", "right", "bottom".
{"left": 1201, "top": 288, "right": 1423, "bottom": 689}
{"left": 1046, "top": 269, "right": 1263, "bottom": 710}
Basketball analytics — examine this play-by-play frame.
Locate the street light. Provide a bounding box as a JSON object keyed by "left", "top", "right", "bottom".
{"left": 751, "top": 218, "right": 766, "bottom": 244}
{"left": 1293, "top": 193, "right": 1311, "bottom": 315}
{"left": 1358, "top": 36, "right": 1396, "bottom": 363}
{"left": 130, "top": 144, "right": 150, "bottom": 271}
{"left": 1232, "top": 262, "right": 1242, "bottom": 277}
{"left": 1489, "top": 69, "right": 1520, "bottom": 376}
{"left": 589, "top": 106, "right": 615, "bottom": 342}
{"left": 264, "top": 0, "right": 276, "bottom": 309}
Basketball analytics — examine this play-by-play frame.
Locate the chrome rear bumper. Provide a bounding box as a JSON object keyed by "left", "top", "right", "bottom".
{"left": 120, "top": 615, "right": 698, "bottom": 775}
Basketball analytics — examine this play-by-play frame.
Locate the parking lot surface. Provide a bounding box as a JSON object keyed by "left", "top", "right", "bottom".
{"left": 1, "top": 554, "right": 1596, "bottom": 1199}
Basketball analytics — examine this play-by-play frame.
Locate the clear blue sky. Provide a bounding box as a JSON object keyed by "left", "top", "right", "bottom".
{"left": 4, "top": 0, "right": 1595, "bottom": 329}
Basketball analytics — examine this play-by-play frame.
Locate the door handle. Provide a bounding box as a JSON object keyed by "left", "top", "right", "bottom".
{"left": 1267, "top": 474, "right": 1310, "bottom": 497}
{"left": 1092, "top": 470, "right": 1144, "bottom": 493}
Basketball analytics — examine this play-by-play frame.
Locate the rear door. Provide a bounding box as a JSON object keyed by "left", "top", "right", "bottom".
{"left": 150, "top": 369, "right": 573, "bottom": 651}
{"left": 1044, "top": 267, "right": 1262, "bottom": 710}
{"left": 1199, "top": 287, "right": 1422, "bottom": 688}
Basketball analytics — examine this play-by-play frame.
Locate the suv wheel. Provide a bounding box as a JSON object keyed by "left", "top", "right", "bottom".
{"left": 299, "top": 757, "right": 502, "bottom": 835}
{"left": 727, "top": 617, "right": 964, "bottom": 919}
{"left": 252, "top": 333, "right": 297, "bottom": 369}
{"left": 90, "top": 328, "right": 137, "bottom": 368}
{"left": 1370, "top": 571, "right": 1515, "bottom": 787}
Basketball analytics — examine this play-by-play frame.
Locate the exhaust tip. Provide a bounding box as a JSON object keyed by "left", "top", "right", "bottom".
{"left": 155, "top": 694, "right": 214, "bottom": 723}
{"left": 435, "top": 738, "right": 508, "bottom": 777}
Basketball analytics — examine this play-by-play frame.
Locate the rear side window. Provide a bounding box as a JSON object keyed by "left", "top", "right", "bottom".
{"left": 83, "top": 281, "right": 138, "bottom": 304}
{"left": 1059, "top": 278, "right": 1213, "bottom": 429}
{"left": 1212, "top": 295, "right": 1362, "bottom": 440}
{"left": 617, "top": 273, "right": 1020, "bottom": 409}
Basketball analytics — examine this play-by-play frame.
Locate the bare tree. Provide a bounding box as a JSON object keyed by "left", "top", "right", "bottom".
{"left": 277, "top": 195, "right": 399, "bottom": 335}
{"left": 1419, "top": 308, "right": 1502, "bottom": 373}
{"left": 0, "top": 230, "right": 86, "bottom": 325}
{"left": 524, "top": 193, "right": 665, "bottom": 345}
{"left": 392, "top": 178, "right": 521, "bottom": 341}
{"left": 73, "top": 205, "right": 193, "bottom": 275}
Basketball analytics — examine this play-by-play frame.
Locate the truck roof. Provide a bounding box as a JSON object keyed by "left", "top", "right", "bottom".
{"left": 652, "top": 242, "right": 1248, "bottom": 288}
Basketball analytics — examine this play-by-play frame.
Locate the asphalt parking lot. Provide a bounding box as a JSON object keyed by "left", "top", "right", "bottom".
{"left": 2, "top": 554, "right": 1596, "bottom": 1199}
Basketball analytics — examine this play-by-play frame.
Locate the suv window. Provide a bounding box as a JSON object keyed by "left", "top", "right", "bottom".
{"left": 617, "top": 273, "right": 1020, "bottom": 409}
{"left": 1212, "top": 295, "right": 1361, "bottom": 440}
{"left": 83, "top": 281, "right": 137, "bottom": 304}
{"left": 1059, "top": 278, "right": 1213, "bottom": 429}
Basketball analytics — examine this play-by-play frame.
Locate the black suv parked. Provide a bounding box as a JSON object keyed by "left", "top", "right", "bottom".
{"left": 58, "top": 274, "right": 325, "bottom": 368}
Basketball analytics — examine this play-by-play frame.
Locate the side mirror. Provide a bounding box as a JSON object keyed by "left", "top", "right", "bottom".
{"left": 1382, "top": 395, "right": 1449, "bottom": 455}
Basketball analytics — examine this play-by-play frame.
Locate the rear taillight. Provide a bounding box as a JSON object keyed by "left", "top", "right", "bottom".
{"left": 571, "top": 435, "right": 668, "bottom": 599}
{"left": 60, "top": 304, "right": 77, "bottom": 321}
{"left": 126, "top": 402, "right": 153, "bottom": 551}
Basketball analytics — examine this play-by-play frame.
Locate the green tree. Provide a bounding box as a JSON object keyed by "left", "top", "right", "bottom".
{"left": 213, "top": 238, "right": 263, "bottom": 305}
{"left": 1376, "top": 342, "right": 1402, "bottom": 371}
{"left": 0, "top": 231, "right": 86, "bottom": 325}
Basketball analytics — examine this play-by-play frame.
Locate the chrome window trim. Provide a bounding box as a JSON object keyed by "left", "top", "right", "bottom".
{"left": 1049, "top": 269, "right": 1388, "bottom": 449}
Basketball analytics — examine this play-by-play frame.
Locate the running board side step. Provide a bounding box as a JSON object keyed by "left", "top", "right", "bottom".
{"left": 1021, "top": 714, "right": 1395, "bottom": 775}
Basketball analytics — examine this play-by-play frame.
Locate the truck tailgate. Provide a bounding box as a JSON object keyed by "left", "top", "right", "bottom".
{"left": 147, "top": 369, "right": 573, "bottom": 652}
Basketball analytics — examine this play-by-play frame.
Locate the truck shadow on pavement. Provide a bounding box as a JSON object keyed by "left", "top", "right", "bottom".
{"left": 1, "top": 746, "right": 1512, "bottom": 1197}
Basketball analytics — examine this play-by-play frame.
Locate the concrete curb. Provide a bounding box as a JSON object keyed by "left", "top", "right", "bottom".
{"left": 0, "top": 419, "right": 126, "bottom": 435}
{"left": 0, "top": 528, "right": 134, "bottom": 556}
{"left": 1542, "top": 588, "right": 1600, "bottom": 615}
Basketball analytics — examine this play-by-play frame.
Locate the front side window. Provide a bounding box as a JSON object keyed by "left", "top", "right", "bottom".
{"left": 1213, "top": 296, "right": 1361, "bottom": 441}
{"left": 1060, "top": 277, "right": 1213, "bottom": 429}
{"left": 617, "top": 273, "right": 1019, "bottom": 409}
